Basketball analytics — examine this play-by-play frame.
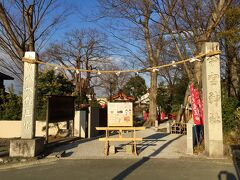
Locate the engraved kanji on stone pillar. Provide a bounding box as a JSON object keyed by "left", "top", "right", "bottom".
{"left": 21, "top": 52, "right": 38, "bottom": 139}
{"left": 202, "top": 42, "right": 223, "bottom": 157}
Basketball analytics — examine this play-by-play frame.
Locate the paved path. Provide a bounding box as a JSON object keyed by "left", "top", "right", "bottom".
{"left": 0, "top": 158, "right": 237, "bottom": 180}
{"left": 0, "top": 127, "right": 237, "bottom": 179}
{"left": 51, "top": 128, "right": 187, "bottom": 159}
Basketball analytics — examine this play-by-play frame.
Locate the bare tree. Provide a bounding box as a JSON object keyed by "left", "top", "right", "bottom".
{"left": 99, "top": 0, "right": 169, "bottom": 125}
{"left": 93, "top": 63, "right": 131, "bottom": 98}
{"left": 0, "top": 0, "right": 69, "bottom": 81}
{"left": 153, "top": 0, "right": 233, "bottom": 84}
{"left": 98, "top": 0, "right": 233, "bottom": 124}
{"left": 43, "top": 28, "right": 110, "bottom": 102}
{"left": 219, "top": 2, "right": 240, "bottom": 99}
{"left": 151, "top": 0, "right": 233, "bottom": 121}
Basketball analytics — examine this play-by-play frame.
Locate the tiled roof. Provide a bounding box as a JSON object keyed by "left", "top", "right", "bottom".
{"left": 111, "top": 91, "right": 135, "bottom": 102}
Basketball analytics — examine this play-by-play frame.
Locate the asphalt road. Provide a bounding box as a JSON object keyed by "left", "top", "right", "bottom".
{"left": 0, "top": 158, "right": 237, "bottom": 180}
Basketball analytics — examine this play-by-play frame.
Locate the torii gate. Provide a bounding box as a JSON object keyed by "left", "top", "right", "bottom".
{"left": 9, "top": 42, "right": 224, "bottom": 158}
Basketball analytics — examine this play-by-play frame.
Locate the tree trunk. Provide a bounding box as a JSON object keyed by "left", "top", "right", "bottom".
{"left": 149, "top": 71, "right": 157, "bottom": 125}
{"left": 0, "top": 3, "right": 24, "bottom": 57}
{"left": 225, "top": 40, "right": 239, "bottom": 98}
{"left": 231, "top": 56, "right": 239, "bottom": 98}
{"left": 176, "top": 86, "right": 190, "bottom": 122}
{"left": 176, "top": 41, "right": 202, "bottom": 123}
{"left": 226, "top": 49, "right": 231, "bottom": 97}
{"left": 26, "top": 5, "right": 35, "bottom": 51}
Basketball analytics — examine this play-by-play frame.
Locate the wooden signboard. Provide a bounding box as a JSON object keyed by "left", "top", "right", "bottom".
{"left": 108, "top": 102, "right": 133, "bottom": 127}
{"left": 47, "top": 95, "right": 75, "bottom": 123}
{"left": 45, "top": 95, "right": 75, "bottom": 143}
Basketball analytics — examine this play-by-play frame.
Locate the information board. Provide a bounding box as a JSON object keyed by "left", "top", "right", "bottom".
{"left": 47, "top": 95, "right": 75, "bottom": 123}
{"left": 108, "top": 102, "right": 133, "bottom": 127}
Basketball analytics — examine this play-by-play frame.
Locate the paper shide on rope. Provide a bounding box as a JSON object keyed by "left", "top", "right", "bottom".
{"left": 22, "top": 50, "right": 221, "bottom": 75}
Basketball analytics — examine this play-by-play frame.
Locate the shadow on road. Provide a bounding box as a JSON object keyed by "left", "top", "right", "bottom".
{"left": 117, "top": 132, "right": 169, "bottom": 153}
{"left": 112, "top": 134, "right": 183, "bottom": 180}
{"left": 138, "top": 133, "right": 169, "bottom": 153}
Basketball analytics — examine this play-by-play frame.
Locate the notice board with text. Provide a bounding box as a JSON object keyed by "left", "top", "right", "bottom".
{"left": 107, "top": 102, "right": 133, "bottom": 127}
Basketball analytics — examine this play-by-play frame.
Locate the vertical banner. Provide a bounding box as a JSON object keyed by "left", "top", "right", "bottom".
{"left": 189, "top": 83, "right": 201, "bottom": 125}
{"left": 194, "top": 89, "right": 204, "bottom": 125}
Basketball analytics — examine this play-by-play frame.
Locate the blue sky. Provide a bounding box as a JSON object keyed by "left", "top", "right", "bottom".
{"left": 5, "top": 0, "right": 151, "bottom": 93}
{"left": 50, "top": 0, "right": 101, "bottom": 41}
{"left": 46, "top": 0, "right": 144, "bottom": 69}
{"left": 6, "top": 1, "right": 103, "bottom": 93}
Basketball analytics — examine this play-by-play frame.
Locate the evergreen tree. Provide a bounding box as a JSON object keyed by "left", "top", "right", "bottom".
{"left": 37, "top": 69, "right": 74, "bottom": 120}
{"left": 0, "top": 87, "right": 22, "bottom": 120}
{"left": 123, "top": 75, "right": 147, "bottom": 100}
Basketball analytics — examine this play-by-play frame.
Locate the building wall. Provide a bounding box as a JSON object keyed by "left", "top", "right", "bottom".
{"left": 0, "top": 120, "right": 67, "bottom": 138}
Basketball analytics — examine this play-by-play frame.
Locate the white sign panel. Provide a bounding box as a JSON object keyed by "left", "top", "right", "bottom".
{"left": 108, "top": 102, "right": 133, "bottom": 127}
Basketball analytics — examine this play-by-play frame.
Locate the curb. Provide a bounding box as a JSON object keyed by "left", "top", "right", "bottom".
{"left": 0, "top": 157, "right": 59, "bottom": 170}
{"left": 0, "top": 155, "right": 233, "bottom": 170}
{"left": 61, "top": 154, "right": 185, "bottom": 160}
{"left": 60, "top": 155, "right": 233, "bottom": 164}
{"left": 61, "top": 156, "right": 143, "bottom": 160}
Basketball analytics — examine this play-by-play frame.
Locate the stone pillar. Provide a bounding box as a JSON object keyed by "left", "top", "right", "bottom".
{"left": 80, "top": 111, "right": 87, "bottom": 138}
{"left": 88, "top": 107, "right": 100, "bottom": 138}
{"left": 88, "top": 107, "right": 91, "bottom": 138}
{"left": 21, "top": 52, "right": 38, "bottom": 139}
{"left": 74, "top": 111, "right": 81, "bottom": 137}
{"left": 155, "top": 120, "right": 158, "bottom": 129}
{"left": 166, "top": 121, "right": 171, "bottom": 133}
{"left": 187, "top": 119, "right": 194, "bottom": 155}
{"left": 202, "top": 42, "right": 223, "bottom": 157}
{"left": 10, "top": 52, "right": 44, "bottom": 157}
{"left": 74, "top": 110, "right": 87, "bottom": 138}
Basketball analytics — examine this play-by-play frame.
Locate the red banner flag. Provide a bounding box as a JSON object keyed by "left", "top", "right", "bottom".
{"left": 189, "top": 83, "right": 201, "bottom": 125}
{"left": 194, "top": 89, "right": 204, "bottom": 125}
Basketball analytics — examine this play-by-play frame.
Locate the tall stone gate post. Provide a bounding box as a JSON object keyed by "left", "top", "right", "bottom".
{"left": 202, "top": 42, "right": 223, "bottom": 157}
{"left": 10, "top": 52, "right": 44, "bottom": 157}
{"left": 21, "top": 52, "right": 38, "bottom": 139}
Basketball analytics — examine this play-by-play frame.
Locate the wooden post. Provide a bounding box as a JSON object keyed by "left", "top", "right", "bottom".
{"left": 45, "top": 97, "right": 49, "bottom": 143}
{"left": 134, "top": 129, "right": 137, "bottom": 155}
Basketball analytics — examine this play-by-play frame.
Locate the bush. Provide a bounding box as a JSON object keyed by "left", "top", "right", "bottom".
{"left": 89, "top": 100, "right": 101, "bottom": 108}
{"left": 222, "top": 96, "right": 240, "bottom": 132}
{"left": 234, "top": 107, "right": 240, "bottom": 127}
{"left": 223, "top": 107, "right": 240, "bottom": 145}
{"left": 0, "top": 88, "right": 22, "bottom": 120}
